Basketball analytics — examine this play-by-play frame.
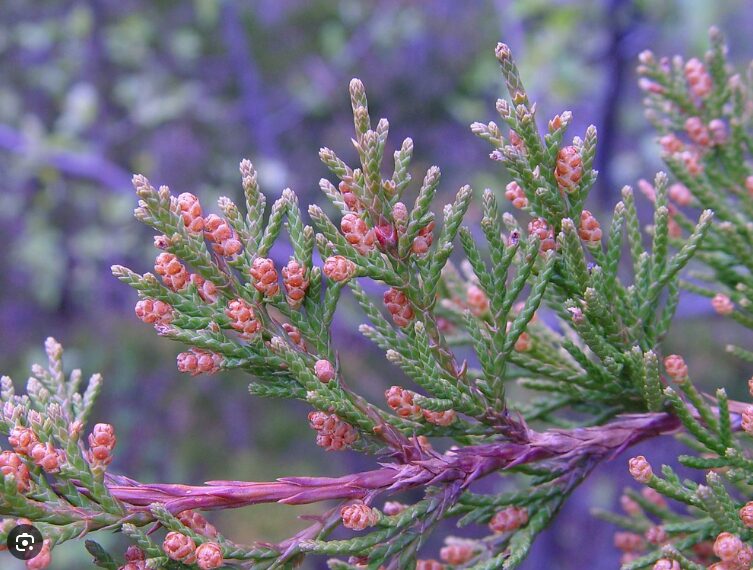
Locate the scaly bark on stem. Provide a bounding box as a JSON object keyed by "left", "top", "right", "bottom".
{"left": 105, "top": 412, "right": 681, "bottom": 513}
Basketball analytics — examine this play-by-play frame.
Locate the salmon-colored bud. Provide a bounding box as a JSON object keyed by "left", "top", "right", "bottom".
{"left": 578, "top": 210, "right": 602, "bottom": 245}
{"left": 548, "top": 114, "right": 564, "bottom": 131}
{"left": 712, "top": 293, "right": 734, "bottom": 315}
{"left": 412, "top": 220, "right": 435, "bottom": 255}
{"left": 177, "top": 510, "right": 218, "bottom": 538}
{"left": 190, "top": 274, "right": 218, "bottom": 303}
{"left": 440, "top": 543, "right": 475, "bottom": 565}
{"left": 637, "top": 179, "right": 657, "bottom": 203}
{"left": 663, "top": 354, "right": 688, "bottom": 382}
{"left": 154, "top": 253, "right": 189, "bottom": 291}
{"left": 614, "top": 531, "right": 645, "bottom": 552}
{"left": 741, "top": 405, "right": 753, "bottom": 434}
{"left": 467, "top": 284, "right": 489, "bottom": 317}
{"left": 323, "top": 255, "right": 356, "bottom": 282}
{"left": 26, "top": 539, "right": 52, "bottom": 569}
{"left": 383, "top": 501, "right": 407, "bottom": 515}
{"left": 176, "top": 193, "right": 203, "bottom": 232}
{"left": 314, "top": 359, "right": 335, "bottom": 383}
{"left": 0, "top": 451, "right": 30, "bottom": 491}
{"left": 135, "top": 298, "right": 173, "bottom": 326}
{"left": 308, "top": 411, "right": 358, "bottom": 451}
{"left": 513, "top": 332, "right": 532, "bottom": 352}
{"left": 709, "top": 119, "right": 727, "bottom": 144}
{"left": 8, "top": 426, "right": 38, "bottom": 456}
{"left": 489, "top": 506, "right": 528, "bottom": 533}
{"left": 385, "top": 386, "right": 421, "bottom": 419}
{"left": 392, "top": 201, "right": 408, "bottom": 224}
{"left": 375, "top": 218, "right": 397, "bottom": 250}
{"left": 89, "top": 424, "right": 117, "bottom": 468}
{"left": 659, "top": 134, "right": 684, "bottom": 154}
{"left": 282, "top": 323, "right": 305, "bottom": 349}
{"left": 554, "top": 145, "right": 583, "bottom": 192}
{"left": 163, "top": 532, "right": 196, "bottom": 564}
{"left": 741, "top": 502, "right": 753, "bottom": 528}
{"left": 204, "top": 214, "right": 242, "bottom": 257}
{"left": 508, "top": 129, "right": 525, "bottom": 153}
{"left": 177, "top": 348, "right": 223, "bottom": 376}
{"left": 685, "top": 117, "right": 710, "bottom": 147}
{"left": 341, "top": 501, "right": 379, "bottom": 530}
{"left": 203, "top": 213, "right": 232, "bottom": 242}
{"left": 30, "top": 442, "right": 65, "bottom": 473}
{"left": 528, "top": 218, "right": 556, "bottom": 253}
{"left": 195, "top": 542, "right": 223, "bottom": 569}
{"left": 628, "top": 455, "right": 652, "bottom": 483}
{"left": 89, "top": 423, "right": 116, "bottom": 451}
{"left": 282, "top": 259, "right": 309, "bottom": 308}
{"left": 125, "top": 545, "right": 145, "bottom": 562}
{"left": 250, "top": 257, "right": 280, "bottom": 297}
{"left": 620, "top": 495, "right": 641, "bottom": 516}
{"left": 736, "top": 544, "right": 753, "bottom": 568}
{"left": 384, "top": 288, "right": 413, "bottom": 328}
{"left": 505, "top": 181, "right": 528, "bottom": 209}
{"left": 423, "top": 409, "right": 456, "bottom": 426}
{"left": 668, "top": 183, "right": 692, "bottom": 206}
{"left": 638, "top": 78, "right": 665, "bottom": 94}
{"left": 153, "top": 234, "right": 171, "bottom": 249}
{"left": 88, "top": 444, "right": 113, "bottom": 468}
{"left": 641, "top": 487, "right": 667, "bottom": 508}
{"left": 713, "top": 532, "right": 742, "bottom": 562}
{"left": 225, "top": 299, "right": 261, "bottom": 338}
{"left": 684, "top": 58, "right": 712, "bottom": 98}
{"left": 680, "top": 150, "right": 704, "bottom": 176}
{"left": 663, "top": 214, "right": 679, "bottom": 239}
{"left": 338, "top": 181, "right": 361, "bottom": 212}
{"left": 341, "top": 214, "right": 376, "bottom": 254}
{"left": 645, "top": 525, "right": 667, "bottom": 545}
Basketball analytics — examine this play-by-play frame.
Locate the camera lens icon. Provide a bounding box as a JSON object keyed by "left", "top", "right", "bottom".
{"left": 7, "top": 524, "right": 43, "bottom": 560}
{"left": 16, "top": 532, "right": 35, "bottom": 551}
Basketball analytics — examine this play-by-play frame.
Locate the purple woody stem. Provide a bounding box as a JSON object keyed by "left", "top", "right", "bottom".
{"left": 105, "top": 412, "right": 681, "bottom": 514}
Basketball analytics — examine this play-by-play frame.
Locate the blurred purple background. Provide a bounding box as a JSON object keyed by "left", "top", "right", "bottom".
{"left": 2, "top": 1, "right": 753, "bottom": 567}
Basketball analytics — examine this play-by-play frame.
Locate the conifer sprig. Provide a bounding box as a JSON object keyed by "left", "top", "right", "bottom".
{"left": 5, "top": 28, "right": 753, "bottom": 570}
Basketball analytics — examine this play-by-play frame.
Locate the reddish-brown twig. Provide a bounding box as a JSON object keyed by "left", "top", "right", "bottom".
{"left": 105, "top": 412, "right": 681, "bottom": 513}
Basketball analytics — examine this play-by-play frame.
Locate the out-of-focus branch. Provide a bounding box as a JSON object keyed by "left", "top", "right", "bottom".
{"left": 593, "top": 0, "right": 645, "bottom": 209}
{"left": 0, "top": 124, "right": 131, "bottom": 191}
{"left": 220, "top": 1, "right": 281, "bottom": 158}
